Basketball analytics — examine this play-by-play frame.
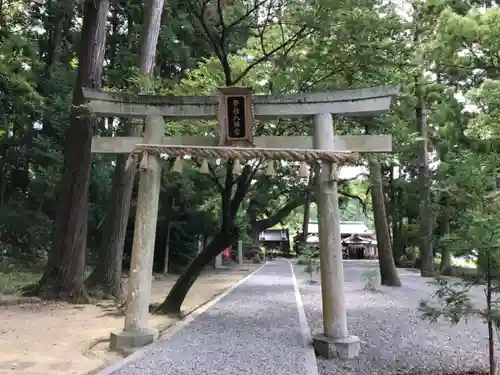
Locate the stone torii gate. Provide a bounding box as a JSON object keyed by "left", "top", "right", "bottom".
{"left": 82, "top": 85, "right": 399, "bottom": 358}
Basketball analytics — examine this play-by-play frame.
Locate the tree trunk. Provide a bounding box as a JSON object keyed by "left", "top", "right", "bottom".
{"left": 393, "top": 212, "right": 405, "bottom": 266}
{"left": 156, "top": 230, "right": 237, "bottom": 314}
{"left": 85, "top": 136, "right": 139, "bottom": 299}
{"left": 45, "top": 2, "right": 72, "bottom": 70}
{"left": 157, "top": 164, "right": 253, "bottom": 314}
{"left": 413, "top": 3, "right": 433, "bottom": 277}
{"left": 0, "top": 0, "right": 3, "bottom": 30}
{"left": 299, "top": 166, "right": 315, "bottom": 252}
{"left": 34, "top": 0, "right": 109, "bottom": 302}
{"left": 439, "top": 195, "right": 452, "bottom": 275}
{"left": 486, "top": 252, "right": 497, "bottom": 375}
{"left": 301, "top": 196, "right": 311, "bottom": 245}
{"left": 390, "top": 172, "right": 405, "bottom": 265}
{"left": 40, "top": 1, "right": 75, "bottom": 140}
{"left": 368, "top": 157, "right": 401, "bottom": 287}
{"left": 136, "top": 0, "right": 165, "bottom": 75}
{"left": 86, "top": 0, "right": 165, "bottom": 296}
{"left": 0, "top": 145, "right": 8, "bottom": 206}
{"left": 416, "top": 87, "right": 433, "bottom": 276}
{"left": 163, "top": 221, "right": 171, "bottom": 274}
{"left": 163, "top": 197, "right": 175, "bottom": 274}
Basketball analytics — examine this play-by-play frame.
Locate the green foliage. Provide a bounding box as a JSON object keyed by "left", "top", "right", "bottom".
{"left": 299, "top": 247, "right": 320, "bottom": 282}
{"left": 419, "top": 278, "right": 475, "bottom": 325}
{"left": 4, "top": 0, "right": 500, "bottom": 311}
{"left": 435, "top": 152, "right": 500, "bottom": 263}
{"left": 399, "top": 246, "right": 420, "bottom": 267}
{"left": 361, "top": 268, "right": 380, "bottom": 291}
{"left": 0, "top": 0, "right": 224, "bottom": 272}
{"left": 420, "top": 152, "right": 500, "bottom": 374}
{"left": 0, "top": 201, "right": 52, "bottom": 267}
{"left": 0, "top": 0, "right": 413, "bottom": 275}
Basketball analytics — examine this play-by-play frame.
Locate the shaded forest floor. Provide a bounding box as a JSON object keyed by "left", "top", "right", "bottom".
{"left": 0, "top": 263, "right": 260, "bottom": 375}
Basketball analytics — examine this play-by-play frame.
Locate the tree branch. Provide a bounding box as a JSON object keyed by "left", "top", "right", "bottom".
{"left": 232, "top": 25, "right": 313, "bottom": 85}
{"left": 251, "top": 195, "right": 307, "bottom": 234}
{"left": 225, "top": 0, "right": 268, "bottom": 30}
{"left": 338, "top": 190, "right": 368, "bottom": 216}
{"left": 215, "top": 0, "right": 231, "bottom": 84}
{"left": 208, "top": 164, "right": 225, "bottom": 195}
{"left": 191, "top": 158, "right": 224, "bottom": 195}
{"left": 244, "top": 161, "right": 262, "bottom": 190}
{"left": 338, "top": 172, "right": 369, "bottom": 185}
{"left": 186, "top": 1, "right": 225, "bottom": 69}
{"left": 221, "top": 161, "right": 235, "bottom": 230}
{"left": 230, "top": 164, "right": 253, "bottom": 217}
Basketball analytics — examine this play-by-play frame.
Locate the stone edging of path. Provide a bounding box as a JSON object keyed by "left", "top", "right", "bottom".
{"left": 93, "top": 262, "right": 268, "bottom": 375}
{"left": 288, "top": 260, "right": 320, "bottom": 375}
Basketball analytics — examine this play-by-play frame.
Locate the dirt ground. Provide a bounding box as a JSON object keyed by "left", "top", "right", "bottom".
{"left": 0, "top": 263, "right": 259, "bottom": 375}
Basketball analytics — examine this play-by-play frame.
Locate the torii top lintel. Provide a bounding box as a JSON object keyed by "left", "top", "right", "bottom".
{"left": 80, "top": 85, "right": 400, "bottom": 119}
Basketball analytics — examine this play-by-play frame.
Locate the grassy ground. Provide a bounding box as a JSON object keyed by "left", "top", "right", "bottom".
{"left": 0, "top": 267, "right": 95, "bottom": 295}
{"left": 0, "top": 270, "right": 41, "bottom": 294}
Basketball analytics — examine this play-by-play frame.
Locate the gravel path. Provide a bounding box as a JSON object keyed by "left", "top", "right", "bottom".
{"left": 106, "top": 260, "right": 317, "bottom": 375}
{"left": 294, "top": 261, "right": 491, "bottom": 375}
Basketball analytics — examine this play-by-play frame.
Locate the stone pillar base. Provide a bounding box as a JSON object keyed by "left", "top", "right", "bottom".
{"left": 313, "top": 334, "right": 361, "bottom": 359}
{"left": 110, "top": 328, "right": 157, "bottom": 355}
{"left": 215, "top": 253, "right": 222, "bottom": 268}
{"left": 237, "top": 241, "right": 243, "bottom": 265}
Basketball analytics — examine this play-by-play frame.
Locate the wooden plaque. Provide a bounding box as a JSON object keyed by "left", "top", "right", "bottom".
{"left": 218, "top": 87, "right": 254, "bottom": 147}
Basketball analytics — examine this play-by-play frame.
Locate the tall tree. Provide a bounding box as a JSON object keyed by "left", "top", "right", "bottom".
{"left": 30, "top": 0, "right": 110, "bottom": 301}
{"left": 156, "top": 0, "right": 317, "bottom": 314}
{"left": 368, "top": 156, "right": 401, "bottom": 286}
{"left": 413, "top": 1, "right": 434, "bottom": 276}
{"left": 86, "top": 0, "right": 166, "bottom": 298}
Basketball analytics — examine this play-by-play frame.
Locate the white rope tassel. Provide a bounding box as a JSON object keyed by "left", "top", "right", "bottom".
{"left": 232, "top": 159, "right": 242, "bottom": 175}
{"left": 329, "top": 164, "right": 339, "bottom": 182}
{"left": 298, "top": 162, "right": 310, "bottom": 178}
{"left": 264, "top": 161, "right": 275, "bottom": 177}
{"left": 126, "top": 154, "right": 136, "bottom": 170}
{"left": 171, "top": 156, "right": 183, "bottom": 173}
{"left": 139, "top": 151, "right": 149, "bottom": 170}
{"left": 199, "top": 159, "right": 210, "bottom": 174}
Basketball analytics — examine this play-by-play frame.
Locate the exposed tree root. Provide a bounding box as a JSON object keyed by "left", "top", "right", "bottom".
{"left": 85, "top": 285, "right": 122, "bottom": 303}
{"left": 20, "top": 280, "right": 91, "bottom": 304}
{"left": 82, "top": 337, "right": 110, "bottom": 358}
{"left": 362, "top": 285, "right": 384, "bottom": 294}
{"left": 85, "top": 276, "right": 125, "bottom": 302}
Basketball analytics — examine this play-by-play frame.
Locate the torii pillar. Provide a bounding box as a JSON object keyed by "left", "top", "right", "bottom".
{"left": 312, "top": 113, "right": 359, "bottom": 359}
